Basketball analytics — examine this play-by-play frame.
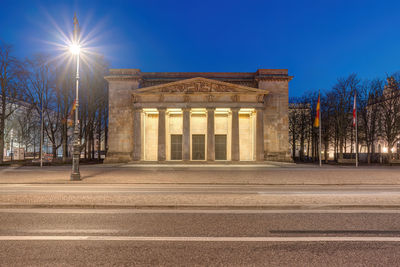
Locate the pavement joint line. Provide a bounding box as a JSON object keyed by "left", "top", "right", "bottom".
{"left": 2, "top": 208, "right": 400, "bottom": 214}
{"left": 2, "top": 235, "right": 400, "bottom": 242}
{"left": 3, "top": 184, "right": 400, "bottom": 188}
{"left": 2, "top": 205, "right": 400, "bottom": 209}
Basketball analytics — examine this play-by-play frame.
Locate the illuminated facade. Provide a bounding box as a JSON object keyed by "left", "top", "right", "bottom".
{"left": 104, "top": 69, "right": 292, "bottom": 163}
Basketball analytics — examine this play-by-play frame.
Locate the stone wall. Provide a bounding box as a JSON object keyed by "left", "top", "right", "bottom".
{"left": 104, "top": 70, "right": 140, "bottom": 163}
{"left": 257, "top": 70, "right": 292, "bottom": 162}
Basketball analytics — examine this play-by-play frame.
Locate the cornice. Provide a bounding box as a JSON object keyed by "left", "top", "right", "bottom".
{"left": 104, "top": 75, "right": 142, "bottom": 82}
{"left": 255, "top": 75, "right": 294, "bottom": 81}
{"left": 104, "top": 69, "right": 293, "bottom": 82}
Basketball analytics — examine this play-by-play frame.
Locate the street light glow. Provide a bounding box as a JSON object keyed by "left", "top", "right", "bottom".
{"left": 69, "top": 43, "right": 80, "bottom": 55}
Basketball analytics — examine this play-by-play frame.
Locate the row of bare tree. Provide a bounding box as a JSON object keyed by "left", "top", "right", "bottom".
{"left": 290, "top": 73, "right": 400, "bottom": 164}
{"left": 0, "top": 41, "right": 108, "bottom": 162}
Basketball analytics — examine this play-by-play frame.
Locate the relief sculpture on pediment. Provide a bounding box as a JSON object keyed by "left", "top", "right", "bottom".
{"left": 210, "top": 83, "right": 232, "bottom": 92}
{"left": 159, "top": 81, "right": 235, "bottom": 93}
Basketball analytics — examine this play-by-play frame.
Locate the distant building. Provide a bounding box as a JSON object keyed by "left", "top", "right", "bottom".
{"left": 370, "top": 77, "right": 400, "bottom": 162}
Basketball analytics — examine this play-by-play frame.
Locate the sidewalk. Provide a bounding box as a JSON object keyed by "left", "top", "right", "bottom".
{"left": 0, "top": 164, "right": 400, "bottom": 185}
{"left": 1, "top": 165, "right": 400, "bottom": 208}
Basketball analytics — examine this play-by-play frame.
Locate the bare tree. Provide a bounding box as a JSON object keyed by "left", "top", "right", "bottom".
{"left": 289, "top": 101, "right": 299, "bottom": 160}
{"left": 331, "top": 74, "right": 360, "bottom": 160}
{"left": 0, "top": 42, "right": 25, "bottom": 162}
{"left": 301, "top": 91, "right": 319, "bottom": 161}
{"left": 78, "top": 54, "right": 108, "bottom": 160}
{"left": 378, "top": 75, "right": 400, "bottom": 163}
{"left": 358, "top": 79, "right": 383, "bottom": 164}
{"left": 25, "top": 54, "right": 62, "bottom": 160}
{"left": 16, "top": 104, "right": 39, "bottom": 158}
{"left": 55, "top": 61, "right": 75, "bottom": 162}
{"left": 320, "top": 92, "right": 335, "bottom": 163}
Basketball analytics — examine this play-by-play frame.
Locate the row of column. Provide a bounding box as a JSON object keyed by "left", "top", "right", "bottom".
{"left": 132, "top": 107, "right": 264, "bottom": 162}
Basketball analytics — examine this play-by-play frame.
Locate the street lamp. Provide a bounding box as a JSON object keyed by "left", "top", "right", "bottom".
{"left": 69, "top": 44, "right": 80, "bottom": 55}
{"left": 70, "top": 14, "right": 81, "bottom": 181}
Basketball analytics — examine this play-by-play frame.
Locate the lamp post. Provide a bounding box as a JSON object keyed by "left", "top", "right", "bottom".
{"left": 10, "top": 129, "right": 14, "bottom": 161}
{"left": 70, "top": 14, "right": 81, "bottom": 181}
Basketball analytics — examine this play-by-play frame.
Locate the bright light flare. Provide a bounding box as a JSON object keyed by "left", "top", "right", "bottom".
{"left": 69, "top": 44, "right": 81, "bottom": 55}
{"left": 33, "top": 10, "right": 112, "bottom": 73}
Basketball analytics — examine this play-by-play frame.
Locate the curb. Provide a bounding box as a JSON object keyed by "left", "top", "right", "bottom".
{"left": 2, "top": 183, "right": 400, "bottom": 185}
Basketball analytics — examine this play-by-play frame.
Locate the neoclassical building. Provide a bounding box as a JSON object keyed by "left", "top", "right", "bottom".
{"left": 104, "top": 69, "right": 292, "bottom": 163}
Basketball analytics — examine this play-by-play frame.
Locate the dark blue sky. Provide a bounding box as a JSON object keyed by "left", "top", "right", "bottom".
{"left": 1, "top": 0, "right": 399, "bottom": 96}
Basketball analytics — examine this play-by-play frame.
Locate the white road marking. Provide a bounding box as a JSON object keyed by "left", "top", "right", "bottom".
{"left": 1, "top": 208, "right": 400, "bottom": 214}
{"left": 1, "top": 235, "right": 400, "bottom": 242}
{"left": 24, "top": 229, "right": 121, "bottom": 234}
{"left": 120, "top": 164, "right": 279, "bottom": 168}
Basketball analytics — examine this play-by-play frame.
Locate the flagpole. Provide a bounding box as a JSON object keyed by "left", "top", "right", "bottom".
{"left": 319, "top": 93, "right": 322, "bottom": 167}
{"left": 355, "top": 93, "right": 358, "bottom": 167}
{"left": 40, "top": 84, "right": 43, "bottom": 168}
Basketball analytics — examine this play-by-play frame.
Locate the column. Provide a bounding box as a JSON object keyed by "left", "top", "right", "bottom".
{"left": 157, "top": 107, "right": 166, "bottom": 161}
{"left": 231, "top": 107, "right": 240, "bottom": 161}
{"left": 207, "top": 107, "right": 215, "bottom": 161}
{"left": 132, "top": 107, "right": 142, "bottom": 161}
{"left": 256, "top": 107, "right": 264, "bottom": 162}
{"left": 182, "top": 107, "right": 191, "bottom": 161}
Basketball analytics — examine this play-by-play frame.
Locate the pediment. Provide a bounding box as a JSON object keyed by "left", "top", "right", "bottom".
{"left": 134, "top": 77, "right": 268, "bottom": 95}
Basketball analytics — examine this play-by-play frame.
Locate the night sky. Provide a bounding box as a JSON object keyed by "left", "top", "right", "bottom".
{"left": 1, "top": 0, "right": 399, "bottom": 97}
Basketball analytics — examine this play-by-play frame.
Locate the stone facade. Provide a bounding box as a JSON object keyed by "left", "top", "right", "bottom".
{"left": 104, "top": 69, "right": 293, "bottom": 163}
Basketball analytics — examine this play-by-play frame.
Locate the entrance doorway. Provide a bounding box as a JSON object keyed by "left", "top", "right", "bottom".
{"left": 171, "top": 135, "right": 182, "bottom": 160}
{"left": 192, "top": 134, "right": 205, "bottom": 160}
{"left": 215, "top": 134, "right": 227, "bottom": 160}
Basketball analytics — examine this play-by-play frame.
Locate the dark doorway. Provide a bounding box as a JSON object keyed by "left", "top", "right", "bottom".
{"left": 215, "top": 135, "right": 227, "bottom": 160}
{"left": 171, "top": 135, "right": 182, "bottom": 160}
{"left": 192, "top": 134, "right": 205, "bottom": 160}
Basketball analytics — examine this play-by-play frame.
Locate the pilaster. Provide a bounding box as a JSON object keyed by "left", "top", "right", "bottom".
{"left": 157, "top": 107, "right": 166, "bottom": 161}
{"left": 132, "top": 107, "right": 142, "bottom": 161}
{"left": 182, "top": 107, "right": 191, "bottom": 161}
{"left": 256, "top": 107, "right": 264, "bottom": 161}
{"left": 231, "top": 107, "right": 240, "bottom": 161}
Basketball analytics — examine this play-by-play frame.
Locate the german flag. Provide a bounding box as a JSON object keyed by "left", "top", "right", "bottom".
{"left": 71, "top": 99, "right": 76, "bottom": 113}
{"left": 313, "top": 94, "right": 320, "bottom": 128}
{"left": 61, "top": 100, "right": 77, "bottom": 127}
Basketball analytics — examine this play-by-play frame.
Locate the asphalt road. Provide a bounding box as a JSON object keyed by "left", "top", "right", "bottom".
{"left": 1, "top": 208, "right": 400, "bottom": 266}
